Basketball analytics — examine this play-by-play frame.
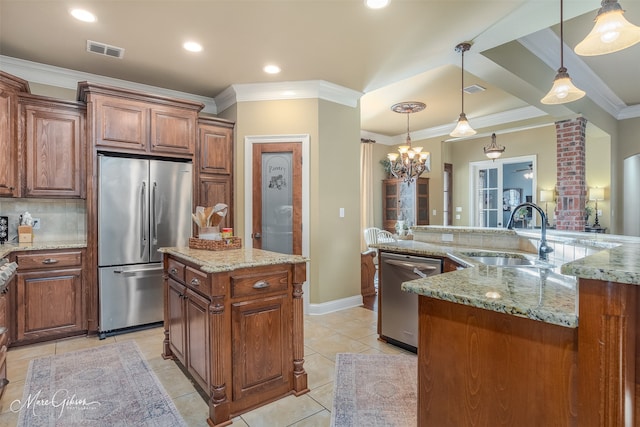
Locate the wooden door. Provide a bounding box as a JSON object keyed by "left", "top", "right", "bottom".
{"left": 167, "top": 278, "right": 187, "bottom": 365}
{"left": 16, "top": 268, "right": 83, "bottom": 342}
{"left": 252, "top": 143, "right": 302, "bottom": 255}
{"left": 186, "top": 289, "right": 210, "bottom": 392}
{"left": 23, "top": 101, "right": 84, "bottom": 198}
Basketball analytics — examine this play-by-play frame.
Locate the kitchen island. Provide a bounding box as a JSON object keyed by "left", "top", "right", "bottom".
{"left": 374, "top": 226, "right": 640, "bottom": 427}
{"left": 159, "top": 246, "right": 308, "bottom": 427}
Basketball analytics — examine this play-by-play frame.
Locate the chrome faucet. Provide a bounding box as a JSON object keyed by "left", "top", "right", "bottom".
{"left": 506, "top": 202, "right": 554, "bottom": 261}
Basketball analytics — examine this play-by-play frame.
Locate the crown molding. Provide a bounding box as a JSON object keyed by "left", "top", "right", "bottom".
{"left": 518, "top": 28, "right": 638, "bottom": 120}
{"left": 0, "top": 55, "right": 218, "bottom": 113}
{"left": 216, "top": 80, "right": 363, "bottom": 113}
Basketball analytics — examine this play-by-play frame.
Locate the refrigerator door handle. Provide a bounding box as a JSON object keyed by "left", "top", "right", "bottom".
{"left": 141, "top": 181, "right": 147, "bottom": 256}
{"left": 152, "top": 181, "right": 158, "bottom": 245}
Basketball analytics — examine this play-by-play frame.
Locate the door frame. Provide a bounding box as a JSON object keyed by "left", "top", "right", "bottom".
{"left": 468, "top": 155, "right": 537, "bottom": 227}
{"left": 245, "top": 134, "right": 310, "bottom": 312}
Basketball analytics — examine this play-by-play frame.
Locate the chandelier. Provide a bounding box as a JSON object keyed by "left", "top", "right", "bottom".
{"left": 387, "top": 102, "right": 429, "bottom": 184}
{"left": 484, "top": 133, "right": 505, "bottom": 161}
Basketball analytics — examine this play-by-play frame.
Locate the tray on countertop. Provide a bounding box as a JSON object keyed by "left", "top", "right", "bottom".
{"left": 189, "top": 237, "right": 241, "bottom": 251}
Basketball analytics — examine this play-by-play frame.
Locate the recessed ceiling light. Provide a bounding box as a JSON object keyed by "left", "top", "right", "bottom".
{"left": 263, "top": 65, "right": 281, "bottom": 74}
{"left": 365, "top": 0, "right": 390, "bottom": 9}
{"left": 70, "top": 8, "right": 96, "bottom": 23}
{"left": 183, "top": 41, "right": 203, "bottom": 52}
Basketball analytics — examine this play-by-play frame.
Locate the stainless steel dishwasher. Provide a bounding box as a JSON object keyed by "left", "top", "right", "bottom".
{"left": 380, "top": 252, "right": 442, "bottom": 352}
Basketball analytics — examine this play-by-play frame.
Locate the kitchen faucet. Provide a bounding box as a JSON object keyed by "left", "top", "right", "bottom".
{"left": 506, "top": 202, "right": 554, "bottom": 261}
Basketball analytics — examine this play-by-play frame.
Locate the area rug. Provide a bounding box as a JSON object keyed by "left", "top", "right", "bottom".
{"left": 15, "top": 340, "right": 187, "bottom": 427}
{"left": 331, "top": 353, "right": 417, "bottom": 427}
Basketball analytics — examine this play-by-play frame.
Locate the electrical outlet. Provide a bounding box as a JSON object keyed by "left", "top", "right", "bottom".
{"left": 32, "top": 218, "right": 41, "bottom": 229}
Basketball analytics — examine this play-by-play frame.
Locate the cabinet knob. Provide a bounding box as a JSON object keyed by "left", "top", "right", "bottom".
{"left": 252, "top": 280, "right": 270, "bottom": 289}
{"left": 42, "top": 258, "right": 58, "bottom": 264}
{"left": 169, "top": 268, "right": 178, "bottom": 275}
{"left": 190, "top": 278, "right": 200, "bottom": 286}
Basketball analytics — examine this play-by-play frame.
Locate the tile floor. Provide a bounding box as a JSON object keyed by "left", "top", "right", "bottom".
{"left": 0, "top": 306, "right": 413, "bottom": 427}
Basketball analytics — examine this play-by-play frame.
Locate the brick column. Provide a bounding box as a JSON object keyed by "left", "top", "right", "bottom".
{"left": 555, "top": 117, "right": 587, "bottom": 231}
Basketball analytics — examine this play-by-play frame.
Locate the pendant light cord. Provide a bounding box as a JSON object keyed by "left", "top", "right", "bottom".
{"left": 560, "top": 0, "right": 564, "bottom": 69}
{"left": 461, "top": 48, "right": 465, "bottom": 113}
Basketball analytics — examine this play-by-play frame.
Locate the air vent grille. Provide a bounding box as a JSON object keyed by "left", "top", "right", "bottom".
{"left": 463, "top": 84, "right": 486, "bottom": 94}
{"left": 86, "top": 40, "right": 125, "bottom": 59}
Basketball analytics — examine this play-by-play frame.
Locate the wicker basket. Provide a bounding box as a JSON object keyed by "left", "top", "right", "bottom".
{"left": 188, "top": 236, "right": 242, "bottom": 251}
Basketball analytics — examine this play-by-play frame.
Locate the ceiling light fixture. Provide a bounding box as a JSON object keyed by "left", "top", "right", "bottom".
{"left": 70, "top": 8, "right": 96, "bottom": 23}
{"left": 450, "top": 42, "right": 476, "bottom": 138}
{"left": 183, "top": 41, "right": 203, "bottom": 52}
{"left": 263, "top": 64, "right": 281, "bottom": 74}
{"left": 541, "top": 0, "right": 586, "bottom": 104}
{"left": 387, "top": 102, "right": 430, "bottom": 184}
{"left": 484, "top": 133, "right": 505, "bottom": 161}
{"left": 575, "top": 0, "right": 640, "bottom": 56}
{"left": 365, "top": 0, "right": 390, "bottom": 10}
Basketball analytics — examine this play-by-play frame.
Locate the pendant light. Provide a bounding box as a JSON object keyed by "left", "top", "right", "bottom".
{"left": 575, "top": 0, "right": 640, "bottom": 56}
{"left": 450, "top": 42, "right": 476, "bottom": 138}
{"left": 483, "top": 133, "right": 505, "bottom": 161}
{"left": 541, "top": 0, "right": 586, "bottom": 104}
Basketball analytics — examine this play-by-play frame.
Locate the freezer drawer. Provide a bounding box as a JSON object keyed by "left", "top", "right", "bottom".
{"left": 99, "top": 264, "right": 164, "bottom": 333}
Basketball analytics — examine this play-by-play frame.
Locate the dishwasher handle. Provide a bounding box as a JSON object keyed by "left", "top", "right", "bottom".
{"left": 383, "top": 258, "right": 438, "bottom": 271}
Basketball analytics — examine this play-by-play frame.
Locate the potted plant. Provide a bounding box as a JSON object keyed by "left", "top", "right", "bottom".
{"left": 585, "top": 204, "right": 594, "bottom": 222}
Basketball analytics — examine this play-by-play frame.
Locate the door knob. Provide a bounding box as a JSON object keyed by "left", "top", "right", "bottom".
{"left": 254, "top": 232, "right": 261, "bottom": 239}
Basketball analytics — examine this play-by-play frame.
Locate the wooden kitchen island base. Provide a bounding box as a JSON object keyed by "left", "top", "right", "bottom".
{"left": 160, "top": 248, "right": 309, "bottom": 427}
{"left": 418, "top": 296, "right": 578, "bottom": 426}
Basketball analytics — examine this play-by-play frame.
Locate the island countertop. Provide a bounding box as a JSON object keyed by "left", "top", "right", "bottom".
{"left": 372, "top": 228, "right": 640, "bottom": 328}
{"left": 159, "top": 246, "right": 308, "bottom": 273}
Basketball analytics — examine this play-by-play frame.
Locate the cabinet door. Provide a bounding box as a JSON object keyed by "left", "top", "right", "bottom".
{"left": 231, "top": 294, "right": 292, "bottom": 402}
{"left": 415, "top": 177, "right": 430, "bottom": 226}
{"left": 94, "top": 96, "right": 147, "bottom": 151}
{"left": 186, "top": 290, "right": 210, "bottom": 392}
{"left": 198, "top": 123, "right": 232, "bottom": 175}
{"left": 0, "top": 91, "right": 17, "bottom": 197}
{"left": 382, "top": 179, "right": 399, "bottom": 232}
{"left": 23, "top": 103, "right": 84, "bottom": 198}
{"left": 199, "top": 175, "right": 232, "bottom": 228}
{"left": 167, "top": 278, "right": 187, "bottom": 365}
{"left": 15, "top": 268, "right": 83, "bottom": 342}
{"left": 150, "top": 107, "right": 196, "bottom": 155}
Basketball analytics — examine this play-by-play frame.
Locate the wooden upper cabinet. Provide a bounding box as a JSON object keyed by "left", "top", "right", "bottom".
{"left": 198, "top": 118, "right": 233, "bottom": 175}
{"left": 94, "top": 96, "right": 147, "bottom": 151}
{"left": 78, "top": 82, "right": 203, "bottom": 157}
{"left": 19, "top": 95, "right": 86, "bottom": 198}
{"left": 0, "top": 72, "right": 30, "bottom": 198}
{"left": 151, "top": 107, "right": 196, "bottom": 155}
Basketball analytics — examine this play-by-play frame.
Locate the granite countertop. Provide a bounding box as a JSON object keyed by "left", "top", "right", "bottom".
{"left": 160, "top": 246, "right": 308, "bottom": 273}
{"left": 0, "top": 240, "right": 87, "bottom": 259}
{"left": 374, "top": 229, "right": 640, "bottom": 329}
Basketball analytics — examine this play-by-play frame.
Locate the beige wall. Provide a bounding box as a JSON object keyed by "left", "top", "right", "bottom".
{"left": 231, "top": 98, "right": 361, "bottom": 305}
{"left": 372, "top": 124, "right": 612, "bottom": 230}
{"left": 617, "top": 117, "right": 640, "bottom": 233}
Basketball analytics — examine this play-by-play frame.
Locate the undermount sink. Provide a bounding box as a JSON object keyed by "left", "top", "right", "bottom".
{"left": 470, "top": 256, "right": 535, "bottom": 266}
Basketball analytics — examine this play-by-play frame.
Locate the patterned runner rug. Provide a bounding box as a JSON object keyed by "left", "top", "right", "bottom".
{"left": 15, "top": 340, "right": 186, "bottom": 426}
{"left": 331, "top": 353, "right": 417, "bottom": 426}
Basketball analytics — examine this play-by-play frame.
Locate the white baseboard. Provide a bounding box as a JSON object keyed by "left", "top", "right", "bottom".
{"left": 306, "top": 295, "right": 364, "bottom": 316}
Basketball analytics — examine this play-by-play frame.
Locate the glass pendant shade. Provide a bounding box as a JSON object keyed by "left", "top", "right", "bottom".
{"left": 450, "top": 113, "right": 477, "bottom": 138}
{"left": 575, "top": 1, "right": 640, "bottom": 56}
{"left": 541, "top": 68, "right": 586, "bottom": 104}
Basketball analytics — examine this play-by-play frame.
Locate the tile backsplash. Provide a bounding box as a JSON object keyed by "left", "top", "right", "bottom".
{"left": 0, "top": 198, "right": 86, "bottom": 243}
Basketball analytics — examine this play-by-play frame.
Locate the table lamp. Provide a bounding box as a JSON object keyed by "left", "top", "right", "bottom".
{"left": 589, "top": 187, "right": 605, "bottom": 228}
{"left": 539, "top": 190, "right": 554, "bottom": 226}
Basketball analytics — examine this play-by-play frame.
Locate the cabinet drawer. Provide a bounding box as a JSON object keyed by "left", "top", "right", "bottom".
{"left": 15, "top": 251, "right": 82, "bottom": 270}
{"left": 185, "top": 267, "right": 210, "bottom": 294}
{"left": 231, "top": 269, "right": 289, "bottom": 298}
{"left": 167, "top": 258, "right": 185, "bottom": 283}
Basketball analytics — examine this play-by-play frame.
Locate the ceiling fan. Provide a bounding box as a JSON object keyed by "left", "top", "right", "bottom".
{"left": 513, "top": 164, "right": 534, "bottom": 179}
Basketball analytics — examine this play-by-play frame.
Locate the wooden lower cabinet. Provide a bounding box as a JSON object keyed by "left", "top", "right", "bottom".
{"left": 163, "top": 253, "right": 307, "bottom": 427}
{"left": 12, "top": 249, "right": 86, "bottom": 345}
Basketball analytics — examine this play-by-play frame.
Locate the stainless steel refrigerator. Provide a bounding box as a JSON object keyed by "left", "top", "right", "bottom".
{"left": 98, "top": 155, "right": 192, "bottom": 337}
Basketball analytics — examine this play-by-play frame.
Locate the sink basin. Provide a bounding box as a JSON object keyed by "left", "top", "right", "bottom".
{"left": 468, "top": 255, "right": 536, "bottom": 267}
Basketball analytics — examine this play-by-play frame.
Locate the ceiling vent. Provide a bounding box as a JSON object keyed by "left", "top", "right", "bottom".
{"left": 86, "top": 40, "right": 125, "bottom": 59}
{"left": 463, "top": 84, "right": 486, "bottom": 94}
